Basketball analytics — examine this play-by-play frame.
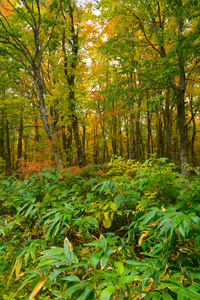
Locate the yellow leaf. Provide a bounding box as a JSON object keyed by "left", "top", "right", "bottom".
{"left": 162, "top": 206, "right": 166, "bottom": 213}
{"left": 103, "top": 204, "right": 109, "bottom": 210}
{"left": 15, "top": 258, "right": 22, "bottom": 278}
{"left": 103, "top": 217, "right": 111, "bottom": 228}
{"left": 29, "top": 277, "right": 48, "bottom": 300}
{"left": 110, "top": 203, "right": 118, "bottom": 211}
{"left": 138, "top": 232, "right": 148, "bottom": 246}
{"left": 104, "top": 211, "right": 109, "bottom": 220}
{"left": 145, "top": 278, "right": 154, "bottom": 291}
{"left": 8, "top": 257, "right": 20, "bottom": 284}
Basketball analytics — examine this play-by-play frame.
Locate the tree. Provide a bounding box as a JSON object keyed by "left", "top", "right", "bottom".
{"left": 0, "top": 0, "right": 63, "bottom": 162}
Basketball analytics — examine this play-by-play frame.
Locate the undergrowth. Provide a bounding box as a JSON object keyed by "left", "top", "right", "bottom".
{"left": 0, "top": 158, "right": 200, "bottom": 299}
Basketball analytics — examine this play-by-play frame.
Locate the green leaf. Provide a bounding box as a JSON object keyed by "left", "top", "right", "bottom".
{"left": 100, "top": 253, "right": 108, "bottom": 269}
{"left": 144, "top": 292, "right": 162, "bottom": 300}
{"left": 25, "top": 204, "right": 35, "bottom": 217}
{"left": 48, "top": 268, "right": 65, "bottom": 281}
{"left": 99, "top": 235, "right": 107, "bottom": 251}
{"left": 152, "top": 270, "right": 160, "bottom": 287}
{"left": 64, "top": 237, "right": 74, "bottom": 265}
{"left": 60, "top": 275, "right": 81, "bottom": 282}
{"left": 125, "top": 260, "right": 149, "bottom": 267}
{"left": 171, "top": 286, "right": 200, "bottom": 300}
{"left": 177, "top": 223, "right": 185, "bottom": 238}
{"left": 100, "top": 286, "right": 116, "bottom": 300}
{"left": 91, "top": 252, "right": 101, "bottom": 266}
{"left": 140, "top": 210, "right": 157, "bottom": 226}
{"left": 114, "top": 261, "right": 124, "bottom": 275}
{"left": 117, "top": 275, "right": 137, "bottom": 285}
{"left": 195, "top": 234, "right": 200, "bottom": 251}
{"left": 74, "top": 284, "right": 94, "bottom": 300}
{"left": 63, "top": 282, "right": 89, "bottom": 297}
{"left": 183, "top": 219, "right": 190, "bottom": 234}
{"left": 162, "top": 294, "right": 173, "bottom": 300}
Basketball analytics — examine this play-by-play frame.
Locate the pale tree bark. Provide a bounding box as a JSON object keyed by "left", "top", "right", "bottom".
{"left": 0, "top": 0, "right": 63, "bottom": 164}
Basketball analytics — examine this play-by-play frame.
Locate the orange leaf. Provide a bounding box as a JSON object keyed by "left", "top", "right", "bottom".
{"left": 29, "top": 277, "right": 48, "bottom": 300}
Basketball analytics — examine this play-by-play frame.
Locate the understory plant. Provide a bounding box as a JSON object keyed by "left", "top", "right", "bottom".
{"left": 0, "top": 159, "right": 200, "bottom": 299}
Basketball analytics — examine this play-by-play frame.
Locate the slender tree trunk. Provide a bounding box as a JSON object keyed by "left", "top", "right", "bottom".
{"left": 16, "top": 110, "right": 23, "bottom": 169}
{"left": 147, "top": 110, "right": 152, "bottom": 159}
{"left": 118, "top": 117, "right": 123, "bottom": 157}
{"left": 156, "top": 102, "right": 164, "bottom": 158}
{"left": 5, "top": 119, "right": 11, "bottom": 176}
{"left": 163, "top": 89, "right": 172, "bottom": 160}
{"left": 136, "top": 100, "right": 142, "bottom": 161}
{"left": 124, "top": 117, "right": 130, "bottom": 159}
{"left": 99, "top": 103, "right": 108, "bottom": 163}
{"left": 129, "top": 107, "right": 135, "bottom": 160}
{"left": 176, "top": 91, "right": 189, "bottom": 174}
{"left": 0, "top": 114, "right": 5, "bottom": 162}
{"left": 189, "top": 95, "right": 196, "bottom": 166}
{"left": 111, "top": 101, "right": 117, "bottom": 155}
{"left": 34, "top": 118, "right": 40, "bottom": 143}
{"left": 139, "top": 127, "right": 145, "bottom": 161}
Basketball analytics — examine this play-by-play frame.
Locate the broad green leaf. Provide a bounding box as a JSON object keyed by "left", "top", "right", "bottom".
{"left": 100, "top": 253, "right": 108, "bottom": 269}
{"left": 171, "top": 286, "right": 200, "bottom": 299}
{"left": 74, "top": 284, "right": 94, "bottom": 300}
{"left": 125, "top": 260, "right": 149, "bottom": 267}
{"left": 177, "top": 223, "right": 185, "bottom": 238}
{"left": 144, "top": 291, "right": 162, "bottom": 300}
{"left": 183, "top": 219, "right": 190, "bottom": 234}
{"left": 117, "top": 275, "right": 137, "bottom": 285}
{"left": 48, "top": 268, "right": 66, "bottom": 281}
{"left": 100, "top": 286, "right": 116, "bottom": 300}
{"left": 63, "top": 282, "right": 89, "bottom": 297}
{"left": 114, "top": 261, "right": 124, "bottom": 275}
{"left": 60, "top": 275, "right": 81, "bottom": 282}
{"left": 99, "top": 235, "right": 107, "bottom": 250}
{"left": 91, "top": 252, "right": 101, "bottom": 266}
{"left": 152, "top": 270, "right": 160, "bottom": 287}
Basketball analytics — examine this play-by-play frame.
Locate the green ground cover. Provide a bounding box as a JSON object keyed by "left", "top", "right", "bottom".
{"left": 0, "top": 158, "right": 200, "bottom": 299}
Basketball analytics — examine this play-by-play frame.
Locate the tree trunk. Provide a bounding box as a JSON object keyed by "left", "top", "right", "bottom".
{"left": 16, "top": 110, "right": 23, "bottom": 169}
{"left": 34, "top": 118, "right": 40, "bottom": 143}
{"left": 136, "top": 100, "right": 142, "bottom": 161}
{"left": 147, "top": 109, "right": 152, "bottom": 159}
{"left": 0, "top": 114, "right": 5, "bottom": 162}
{"left": 177, "top": 91, "right": 190, "bottom": 175}
{"left": 163, "top": 89, "right": 172, "bottom": 160}
{"left": 129, "top": 107, "right": 135, "bottom": 160}
{"left": 189, "top": 95, "right": 196, "bottom": 166}
{"left": 111, "top": 101, "right": 117, "bottom": 155}
{"left": 5, "top": 119, "right": 11, "bottom": 176}
{"left": 34, "top": 69, "right": 63, "bottom": 164}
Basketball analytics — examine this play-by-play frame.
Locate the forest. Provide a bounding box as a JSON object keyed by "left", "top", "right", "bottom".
{"left": 0, "top": 0, "right": 200, "bottom": 299}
